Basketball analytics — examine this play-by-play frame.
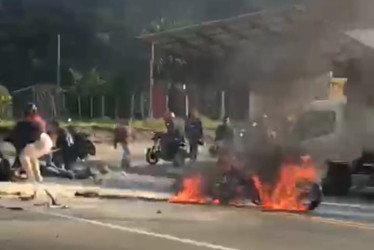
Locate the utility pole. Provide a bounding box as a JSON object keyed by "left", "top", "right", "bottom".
{"left": 57, "top": 34, "right": 62, "bottom": 117}
{"left": 57, "top": 34, "right": 61, "bottom": 87}
{"left": 149, "top": 43, "right": 155, "bottom": 119}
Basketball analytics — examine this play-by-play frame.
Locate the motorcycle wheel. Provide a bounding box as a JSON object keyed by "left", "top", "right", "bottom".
{"left": 306, "top": 183, "right": 322, "bottom": 211}
{"left": 173, "top": 150, "right": 185, "bottom": 168}
{"left": 298, "top": 182, "right": 322, "bottom": 211}
{"left": 146, "top": 147, "right": 159, "bottom": 165}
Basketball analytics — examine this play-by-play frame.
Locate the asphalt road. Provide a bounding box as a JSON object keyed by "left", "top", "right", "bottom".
{"left": 0, "top": 197, "right": 373, "bottom": 250}
{"left": 1, "top": 142, "right": 374, "bottom": 250}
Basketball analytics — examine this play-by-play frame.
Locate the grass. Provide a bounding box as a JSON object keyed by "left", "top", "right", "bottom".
{"left": 0, "top": 117, "right": 219, "bottom": 132}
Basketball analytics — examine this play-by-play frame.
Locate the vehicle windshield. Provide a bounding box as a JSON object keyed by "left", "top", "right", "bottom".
{"left": 294, "top": 110, "right": 336, "bottom": 140}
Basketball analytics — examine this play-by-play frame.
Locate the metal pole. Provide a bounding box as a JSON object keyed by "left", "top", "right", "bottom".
{"left": 57, "top": 34, "right": 61, "bottom": 117}
{"left": 130, "top": 93, "right": 135, "bottom": 118}
{"left": 101, "top": 95, "right": 105, "bottom": 118}
{"left": 183, "top": 84, "right": 188, "bottom": 117}
{"left": 140, "top": 91, "right": 145, "bottom": 119}
{"left": 149, "top": 43, "right": 154, "bottom": 119}
{"left": 57, "top": 34, "right": 61, "bottom": 87}
{"left": 220, "top": 90, "right": 226, "bottom": 119}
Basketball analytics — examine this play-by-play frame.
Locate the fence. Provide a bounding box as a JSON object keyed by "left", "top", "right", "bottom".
{"left": 12, "top": 84, "right": 62, "bottom": 119}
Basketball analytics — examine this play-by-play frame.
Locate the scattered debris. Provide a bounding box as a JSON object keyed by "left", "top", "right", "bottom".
{"left": 6, "top": 207, "right": 24, "bottom": 211}
{"left": 75, "top": 191, "right": 99, "bottom": 198}
{"left": 48, "top": 204, "right": 69, "bottom": 209}
{"left": 44, "top": 189, "right": 59, "bottom": 206}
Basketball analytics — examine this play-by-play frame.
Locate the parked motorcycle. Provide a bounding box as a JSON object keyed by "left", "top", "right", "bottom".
{"left": 70, "top": 132, "right": 96, "bottom": 161}
{"left": 145, "top": 132, "right": 189, "bottom": 167}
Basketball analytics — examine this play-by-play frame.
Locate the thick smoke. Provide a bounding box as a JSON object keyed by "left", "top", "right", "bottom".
{"left": 218, "top": 0, "right": 374, "bottom": 181}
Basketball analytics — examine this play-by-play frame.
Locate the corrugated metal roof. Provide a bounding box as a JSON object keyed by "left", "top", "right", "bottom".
{"left": 346, "top": 29, "right": 374, "bottom": 50}
{"left": 138, "top": 5, "right": 307, "bottom": 58}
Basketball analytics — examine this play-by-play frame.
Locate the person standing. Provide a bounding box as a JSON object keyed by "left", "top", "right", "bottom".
{"left": 214, "top": 116, "right": 234, "bottom": 151}
{"left": 114, "top": 119, "right": 132, "bottom": 170}
{"left": 18, "top": 103, "right": 53, "bottom": 183}
{"left": 51, "top": 121, "right": 75, "bottom": 170}
{"left": 185, "top": 110, "right": 203, "bottom": 161}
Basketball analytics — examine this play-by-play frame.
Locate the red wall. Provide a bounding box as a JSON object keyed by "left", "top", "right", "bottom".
{"left": 152, "top": 85, "right": 167, "bottom": 119}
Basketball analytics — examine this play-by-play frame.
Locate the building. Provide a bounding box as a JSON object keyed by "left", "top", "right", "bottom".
{"left": 138, "top": 0, "right": 374, "bottom": 122}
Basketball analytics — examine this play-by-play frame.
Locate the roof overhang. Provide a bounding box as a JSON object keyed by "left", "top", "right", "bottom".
{"left": 346, "top": 29, "right": 374, "bottom": 50}
{"left": 138, "top": 5, "right": 308, "bottom": 59}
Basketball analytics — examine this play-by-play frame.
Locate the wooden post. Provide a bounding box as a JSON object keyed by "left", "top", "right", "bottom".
{"left": 90, "top": 96, "right": 94, "bottom": 118}
{"left": 220, "top": 90, "right": 225, "bottom": 119}
{"left": 149, "top": 43, "right": 155, "bottom": 119}
{"left": 166, "top": 94, "right": 169, "bottom": 112}
{"left": 130, "top": 93, "right": 135, "bottom": 118}
{"left": 184, "top": 85, "right": 189, "bottom": 117}
{"left": 114, "top": 97, "right": 119, "bottom": 119}
{"left": 62, "top": 91, "right": 66, "bottom": 113}
{"left": 77, "top": 95, "right": 82, "bottom": 119}
{"left": 140, "top": 91, "right": 145, "bottom": 119}
{"left": 101, "top": 95, "right": 105, "bottom": 118}
{"left": 248, "top": 89, "right": 251, "bottom": 121}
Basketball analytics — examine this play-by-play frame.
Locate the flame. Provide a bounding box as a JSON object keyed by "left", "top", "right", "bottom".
{"left": 252, "top": 155, "right": 316, "bottom": 212}
{"left": 169, "top": 175, "right": 207, "bottom": 204}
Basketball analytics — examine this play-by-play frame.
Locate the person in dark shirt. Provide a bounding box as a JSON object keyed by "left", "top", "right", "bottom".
{"left": 162, "top": 112, "right": 185, "bottom": 158}
{"left": 51, "top": 121, "right": 75, "bottom": 170}
{"left": 215, "top": 116, "right": 234, "bottom": 150}
{"left": 185, "top": 110, "right": 203, "bottom": 161}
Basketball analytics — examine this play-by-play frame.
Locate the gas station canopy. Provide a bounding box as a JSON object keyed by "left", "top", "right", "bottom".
{"left": 138, "top": 5, "right": 309, "bottom": 59}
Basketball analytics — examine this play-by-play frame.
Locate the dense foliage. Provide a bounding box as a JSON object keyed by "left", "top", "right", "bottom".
{"left": 0, "top": 0, "right": 297, "bottom": 118}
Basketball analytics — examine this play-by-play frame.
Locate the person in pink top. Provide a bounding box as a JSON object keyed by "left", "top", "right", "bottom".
{"left": 24, "top": 103, "right": 46, "bottom": 132}
{"left": 114, "top": 119, "right": 132, "bottom": 170}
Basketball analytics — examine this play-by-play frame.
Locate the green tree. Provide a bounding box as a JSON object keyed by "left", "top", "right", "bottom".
{"left": 68, "top": 68, "right": 84, "bottom": 118}
{"left": 80, "top": 68, "right": 106, "bottom": 118}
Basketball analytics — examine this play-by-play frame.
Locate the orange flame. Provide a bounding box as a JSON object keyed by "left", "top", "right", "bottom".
{"left": 169, "top": 175, "right": 207, "bottom": 204}
{"left": 252, "top": 156, "right": 316, "bottom": 212}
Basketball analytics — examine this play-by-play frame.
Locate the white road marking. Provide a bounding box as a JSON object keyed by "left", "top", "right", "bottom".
{"left": 321, "top": 202, "right": 374, "bottom": 210}
{"left": 35, "top": 210, "right": 242, "bottom": 250}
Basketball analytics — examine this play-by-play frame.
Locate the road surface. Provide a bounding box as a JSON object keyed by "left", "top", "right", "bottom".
{"left": 0, "top": 197, "right": 373, "bottom": 250}
{"left": 1, "top": 140, "right": 374, "bottom": 250}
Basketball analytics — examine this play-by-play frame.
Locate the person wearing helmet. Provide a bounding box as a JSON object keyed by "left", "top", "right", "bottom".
{"left": 24, "top": 103, "right": 46, "bottom": 132}
{"left": 163, "top": 111, "right": 176, "bottom": 133}
{"left": 162, "top": 111, "right": 185, "bottom": 159}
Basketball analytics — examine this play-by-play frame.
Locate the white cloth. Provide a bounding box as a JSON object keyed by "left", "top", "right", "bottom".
{"left": 20, "top": 133, "right": 53, "bottom": 182}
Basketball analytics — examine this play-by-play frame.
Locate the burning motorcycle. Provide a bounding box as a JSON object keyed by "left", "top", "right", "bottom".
{"left": 211, "top": 167, "right": 261, "bottom": 206}
{"left": 213, "top": 127, "right": 322, "bottom": 210}
{"left": 145, "top": 132, "right": 190, "bottom": 167}
{"left": 252, "top": 154, "right": 322, "bottom": 212}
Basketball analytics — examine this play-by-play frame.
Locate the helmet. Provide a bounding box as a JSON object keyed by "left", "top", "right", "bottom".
{"left": 163, "top": 111, "right": 175, "bottom": 121}
{"left": 24, "top": 103, "right": 37, "bottom": 117}
{"left": 222, "top": 116, "right": 230, "bottom": 123}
